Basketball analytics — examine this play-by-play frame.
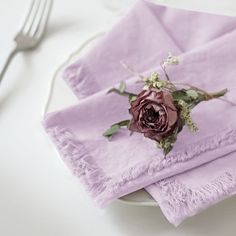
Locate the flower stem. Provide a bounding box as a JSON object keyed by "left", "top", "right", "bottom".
{"left": 107, "top": 88, "right": 137, "bottom": 98}
{"left": 173, "top": 82, "right": 234, "bottom": 105}
{"left": 120, "top": 61, "right": 145, "bottom": 80}
{"left": 160, "top": 63, "right": 170, "bottom": 81}
{"left": 207, "top": 89, "right": 228, "bottom": 100}
{"left": 208, "top": 89, "right": 236, "bottom": 106}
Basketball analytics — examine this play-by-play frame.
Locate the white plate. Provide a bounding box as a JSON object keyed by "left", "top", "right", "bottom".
{"left": 45, "top": 33, "right": 157, "bottom": 206}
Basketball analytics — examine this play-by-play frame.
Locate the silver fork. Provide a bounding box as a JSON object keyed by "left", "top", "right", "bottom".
{"left": 0, "top": 0, "right": 53, "bottom": 84}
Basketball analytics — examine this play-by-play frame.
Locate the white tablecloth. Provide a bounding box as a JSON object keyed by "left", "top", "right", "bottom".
{"left": 0, "top": 0, "right": 235, "bottom": 235}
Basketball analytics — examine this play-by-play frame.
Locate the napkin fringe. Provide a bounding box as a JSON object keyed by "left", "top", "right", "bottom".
{"left": 45, "top": 125, "right": 236, "bottom": 206}
{"left": 46, "top": 126, "right": 111, "bottom": 201}
{"left": 156, "top": 171, "right": 236, "bottom": 226}
{"left": 111, "top": 128, "right": 236, "bottom": 192}
{"left": 167, "top": 128, "right": 236, "bottom": 164}
{"left": 63, "top": 61, "right": 100, "bottom": 99}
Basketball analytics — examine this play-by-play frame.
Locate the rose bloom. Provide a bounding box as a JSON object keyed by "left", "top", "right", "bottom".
{"left": 129, "top": 88, "right": 178, "bottom": 141}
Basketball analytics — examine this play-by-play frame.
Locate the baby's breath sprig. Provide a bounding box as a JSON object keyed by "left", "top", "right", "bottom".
{"left": 160, "top": 52, "right": 180, "bottom": 82}
{"left": 143, "top": 72, "right": 168, "bottom": 90}
{"left": 162, "top": 52, "right": 179, "bottom": 67}
{"left": 178, "top": 99, "right": 198, "bottom": 132}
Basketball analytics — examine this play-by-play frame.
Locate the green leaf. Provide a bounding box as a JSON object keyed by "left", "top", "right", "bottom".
{"left": 129, "top": 95, "right": 137, "bottom": 102}
{"left": 103, "top": 120, "right": 130, "bottom": 138}
{"left": 115, "top": 120, "right": 130, "bottom": 127}
{"left": 103, "top": 124, "right": 120, "bottom": 138}
{"left": 173, "top": 89, "right": 202, "bottom": 108}
{"left": 118, "top": 80, "right": 126, "bottom": 93}
{"left": 172, "top": 90, "right": 191, "bottom": 103}
{"left": 186, "top": 89, "right": 199, "bottom": 100}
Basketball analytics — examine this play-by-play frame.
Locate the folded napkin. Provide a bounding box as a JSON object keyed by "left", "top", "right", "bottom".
{"left": 64, "top": 0, "right": 236, "bottom": 98}
{"left": 44, "top": 0, "right": 236, "bottom": 226}
{"left": 147, "top": 151, "right": 236, "bottom": 226}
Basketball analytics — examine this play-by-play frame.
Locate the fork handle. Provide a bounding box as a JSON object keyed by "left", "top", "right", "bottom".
{"left": 0, "top": 46, "right": 19, "bottom": 84}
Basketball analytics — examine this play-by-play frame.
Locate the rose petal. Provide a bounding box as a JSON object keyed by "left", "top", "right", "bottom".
{"left": 167, "top": 107, "right": 178, "bottom": 127}
{"left": 162, "top": 91, "right": 177, "bottom": 111}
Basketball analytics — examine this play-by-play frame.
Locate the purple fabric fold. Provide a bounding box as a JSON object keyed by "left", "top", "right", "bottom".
{"left": 64, "top": 0, "right": 236, "bottom": 98}
{"left": 43, "top": 0, "right": 236, "bottom": 226}
{"left": 147, "top": 152, "right": 236, "bottom": 226}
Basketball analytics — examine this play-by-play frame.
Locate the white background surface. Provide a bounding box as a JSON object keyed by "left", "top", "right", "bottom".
{"left": 0, "top": 0, "right": 236, "bottom": 235}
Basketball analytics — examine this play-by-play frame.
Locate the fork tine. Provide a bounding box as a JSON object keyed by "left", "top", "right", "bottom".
{"left": 21, "top": 0, "right": 41, "bottom": 34}
{"left": 20, "top": 0, "right": 37, "bottom": 32}
{"left": 33, "top": 0, "right": 48, "bottom": 35}
{"left": 34, "top": 0, "right": 53, "bottom": 39}
{"left": 26, "top": 0, "right": 44, "bottom": 35}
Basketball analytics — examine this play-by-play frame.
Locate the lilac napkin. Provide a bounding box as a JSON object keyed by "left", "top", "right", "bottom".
{"left": 44, "top": 0, "right": 236, "bottom": 226}
{"left": 64, "top": 0, "right": 236, "bottom": 98}
{"left": 147, "top": 152, "right": 236, "bottom": 226}
{"left": 146, "top": 29, "right": 236, "bottom": 225}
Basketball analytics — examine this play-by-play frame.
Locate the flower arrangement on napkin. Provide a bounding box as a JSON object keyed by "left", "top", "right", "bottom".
{"left": 103, "top": 53, "right": 228, "bottom": 155}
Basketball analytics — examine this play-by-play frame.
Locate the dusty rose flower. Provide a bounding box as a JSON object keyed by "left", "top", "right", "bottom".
{"left": 129, "top": 88, "right": 178, "bottom": 141}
